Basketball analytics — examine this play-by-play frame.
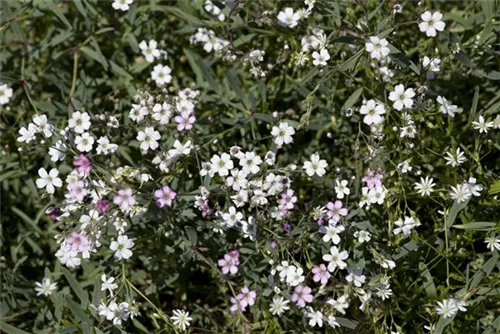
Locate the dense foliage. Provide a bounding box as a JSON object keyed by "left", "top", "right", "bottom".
{"left": 1, "top": 0, "right": 500, "bottom": 333}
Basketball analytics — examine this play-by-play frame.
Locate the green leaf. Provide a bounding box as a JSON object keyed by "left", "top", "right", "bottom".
{"left": 452, "top": 222, "right": 496, "bottom": 231}
{"left": 342, "top": 88, "right": 363, "bottom": 110}
{"left": 489, "top": 180, "right": 500, "bottom": 195}
{"left": 185, "top": 226, "right": 198, "bottom": 245}
{"left": 337, "top": 50, "right": 363, "bottom": 72}
{"left": 73, "top": 0, "right": 87, "bottom": 18}
{"left": 419, "top": 262, "right": 437, "bottom": 298}
{"left": 81, "top": 43, "right": 108, "bottom": 70}
{"left": 0, "top": 321, "right": 31, "bottom": 334}
{"left": 435, "top": 315, "right": 455, "bottom": 334}
{"left": 11, "top": 206, "right": 41, "bottom": 234}
{"left": 45, "top": 1, "right": 72, "bottom": 30}
{"left": 62, "top": 267, "right": 89, "bottom": 307}
{"left": 336, "top": 317, "right": 358, "bottom": 329}
{"left": 475, "top": 69, "right": 500, "bottom": 80}
{"left": 66, "top": 297, "right": 91, "bottom": 324}
{"left": 445, "top": 199, "right": 469, "bottom": 229}
{"left": 164, "top": 6, "right": 207, "bottom": 26}
{"left": 393, "top": 240, "right": 419, "bottom": 260}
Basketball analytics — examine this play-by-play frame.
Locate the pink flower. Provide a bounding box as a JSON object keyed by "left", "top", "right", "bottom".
{"left": 173, "top": 111, "right": 196, "bottom": 131}
{"left": 218, "top": 254, "right": 238, "bottom": 275}
{"left": 230, "top": 295, "right": 246, "bottom": 312}
{"left": 239, "top": 286, "right": 257, "bottom": 306}
{"left": 218, "top": 250, "right": 240, "bottom": 275}
{"left": 66, "top": 231, "right": 89, "bottom": 252}
{"left": 154, "top": 185, "right": 177, "bottom": 208}
{"left": 69, "top": 181, "right": 88, "bottom": 202}
{"left": 326, "top": 200, "right": 348, "bottom": 223}
{"left": 73, "top": 154, "right": 91, "bottom": 176}
{"left": 291, "top": 285, "right": 313, "bottom": 308}
{"left": 113, "top": 188, "right": 136, "bottom": 212}
{"left": 362, "top": 169, "right": 383, "bottom": 189}
{"left": 280, "top": 189, "right": 297, "bottom": 210}
{"left": 312, "top": 264, "right": 331, "bottom": 285}
{"left": 97, "top": 199, "right": 110, "bottom": 214}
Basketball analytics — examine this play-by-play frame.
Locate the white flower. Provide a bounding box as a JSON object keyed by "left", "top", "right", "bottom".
{"left": 414, "top": 176, "right": 435, "bottom": 196}
{"left": 472, "top": 115, "right": 494, "bottom": 133}
{"left": 326, "top": 294, "right": 349, "bottom": 314}
{"left": 55, "top": 244, "right": 81, "bottom": 268}
{"left": 334, "top": 179, "right": 350, "bottom": 199}
{"left": 129, "top": 104, "right": 149, "bottom": 123}
{"left": 137, "top": 127, "right": 161, "bottom": 152}
{"left": 49, "top": 140, "right": 68, "bottom": 162}
{"left": 222, "top": 206, "right": 243, "bottom": 227}
{"left": 0, "top": 83, "right": 13, "bottom": 105}
{"left": 306, "top": 309, "right": 323, "bottom": 327}
{"left": 210, "top": 153, "right": 233, "bottom": 177}
{"left": 171, "top": 309, "right": 192, "bottom": 331}
{"left": 271, "top": 122, "right": 295, "bottom": 146}
{"left": 205, "top": 0, "right": 225, "bottom": 21}
{"left": 239, "top": 151, "right": 262, "bottom": 174}
{"left": 75, "top": 132, "right": 95, "bottom": 152}
{"left": 110, "top": 235, "right": 134, "bottom": 260}
{"left": 321, "top": 225, "right": 345, "bottom": 244}
{"left": 327, "top": 315, "right": 340, "bottom": 328}
{"left": 36, "top": 168, "right": 62, "bottom": 194}
{"left": 312, "top": 48, "right": 330, "bottom": 66}
{"left": 17, "top": 123, "right": 37, "bottom": 143}
{"left": 139, "top": 40, "right": 161, "bottom": 63}
{"left": 322, "top": 246, "right": 348, "bottom": 272}
{"left": 365, "top": 36, "right": 390, "bottom": 60}
{"left": 467, "top": 177, "right": 483, "bottom": 197}
{"left": 152, "top": 102, "right": 173, "bottom": 124}
{"left": 359, "top": 99, "right": 386, "bottom": 125}
{"left": 269, "top": 295, "right": 290, "bottom": 316}
{"left": 286, "top": 266, "right": 305, "bottom": 286}
{"left": 435, "top": 299, "right": 458, "bottom": 318}
{"left": 388, "top": 84, "right": 415, "bottom": 111}
{"left": 96, "top": 136, "right": 118, "bottom": 155}
{"left": 436, "top": 96, "right": 459, "bottom": 117}
{"left": 422, "top": 56, "right": 441, "bottom": 72}
{"left": 101, "top": 274, "right": 118, "bottom": 296}
{"left": 112, "top": 0, "right": 133, "bottom": 11}
{"left": 444, "top": 148, "right": 466, "bottom": 167}
{"left": 106, "top": 301, "right": 130, "bottom": 325}
{"left": 419, "top": 11, "right": 446, "bottom": 37}
{"left": 303, "top": 153, "right": 328, "bottom": 177}
{"left": 68, "top": 111, "right": 91, "bottom": 134}
{"left": 354, "top": 230, "right": 371, "bottom": 243}
{"left": 32, "top": 114, "right": 53, "bottom": 137}
{"left": 277, "top": 7, "right": 300, "bottom": 28}
{"left": 345, "top": 270, "right": 366, "bottom": 287}
{"left": 449, "top": 183, "right": 472, "bottom": 203}
{"left": 393, "top": 216, "right": 420, "bottom": 236}
{"left": 485, "top": 235, "right": 500, "bottom": 251}
{"left": 167, "top": 140, "right": 193, "bottom": 159}
{"left": 151, "top": 64, "right": 172, "bottom": 86}
{"left": 35, "top": 277, "right": 57, "bottom": 296}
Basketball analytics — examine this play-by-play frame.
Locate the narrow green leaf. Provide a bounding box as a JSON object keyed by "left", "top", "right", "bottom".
{"left": 45, "top": 1, "right": 72, "bottom": 30}
{"left": 66, "top": 297, "right": 91, "bottom": 324}
{"left": 342, "top": 87, "right": 363, "bottom": 110}
{"left": 445, "top": 199, "right": 469, "bottom": 229}
{"left": 452, "top": 222, "right": 496, "bottom": 231}
{"left": 62, "top": 267, "right": 89, "bottom": 307}
{"left": 0, "top": 321, "right": 31, "bottom": 334}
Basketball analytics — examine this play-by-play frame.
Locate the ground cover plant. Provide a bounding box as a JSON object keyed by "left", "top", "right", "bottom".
{"left": 1, "top": 0, "right": 500, "bottom": 333}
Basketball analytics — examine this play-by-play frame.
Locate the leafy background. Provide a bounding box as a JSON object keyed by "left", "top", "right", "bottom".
{"left": 1, "top": 0, "right": 500, "bottom": 333}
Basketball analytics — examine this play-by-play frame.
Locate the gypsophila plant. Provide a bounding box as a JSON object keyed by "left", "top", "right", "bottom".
{"left": 1, "top": 0, "right": 500, "bottom": 333}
